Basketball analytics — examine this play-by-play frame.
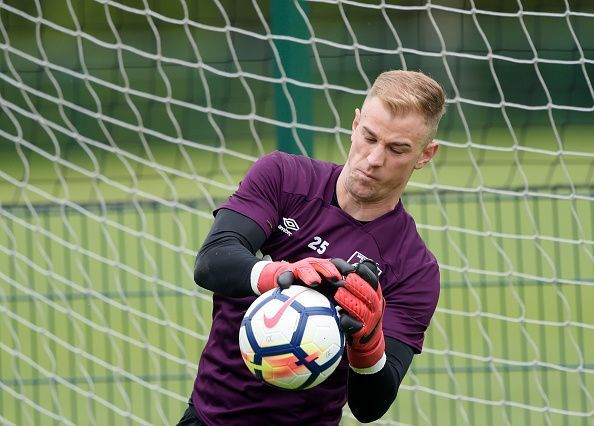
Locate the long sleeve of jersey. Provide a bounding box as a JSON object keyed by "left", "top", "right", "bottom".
{"left": 194, "top": 208, "right": 414, "bottom": 422}
{"left": 193, "top": 208, "right": 265, "bottom": 298}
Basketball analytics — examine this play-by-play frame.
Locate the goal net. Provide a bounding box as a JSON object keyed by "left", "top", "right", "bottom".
{"left": 1, "top": 1, "right": 593, "bottom": 425}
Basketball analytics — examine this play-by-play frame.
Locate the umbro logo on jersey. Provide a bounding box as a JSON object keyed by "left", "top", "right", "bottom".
{"left": 283, "top": 217, "right": 299, "bottom": 231}
{"left": 278, "top": 217, "right": 299, "bottom": 236}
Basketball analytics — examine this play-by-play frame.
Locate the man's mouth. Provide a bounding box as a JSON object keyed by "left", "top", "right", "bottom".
{"left": 355, "top": 169, "right": 377, "bottom": 181}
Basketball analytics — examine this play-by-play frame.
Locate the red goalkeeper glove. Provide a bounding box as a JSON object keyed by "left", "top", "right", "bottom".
{"left": 331, "top": 258, "right": 385, "bottom": 373}
{"left": 254, "top": 257, "right": 342, "bottom": 295}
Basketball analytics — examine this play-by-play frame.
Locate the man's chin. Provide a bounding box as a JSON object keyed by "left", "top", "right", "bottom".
{"left": 346, "top": 175, "right": 379, "bottom": 200}
{"left": 350, "top": 185, "right": 378, "bottom": 201}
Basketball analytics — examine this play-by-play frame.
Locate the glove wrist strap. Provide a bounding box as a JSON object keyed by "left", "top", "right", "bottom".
{"left": 251, "top": 260, "right": 274, "bottom": 295}
{"left": 349, "top": 352, "right": 386, "bottom": 375}
{"left": 347, "top": 331, "right": 386, "bottom": 371}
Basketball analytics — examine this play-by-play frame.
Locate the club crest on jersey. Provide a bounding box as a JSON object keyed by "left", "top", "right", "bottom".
{"left": 278, "top": 217, "right": 299, "bottom": 236}
{"left": 348, "top": 251, "right": 383, "bottom": 276}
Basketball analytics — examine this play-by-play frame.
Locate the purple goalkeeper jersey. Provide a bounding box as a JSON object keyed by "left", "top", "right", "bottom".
{"left": 191, "top": 151, "right": 440, "bottom": 425}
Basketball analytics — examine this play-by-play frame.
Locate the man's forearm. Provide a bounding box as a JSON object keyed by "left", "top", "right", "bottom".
{"left": 347, "top": 337, "right": 414, "bottom": 423}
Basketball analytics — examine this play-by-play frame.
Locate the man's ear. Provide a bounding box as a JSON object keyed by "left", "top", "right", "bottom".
{"left": 414, "top": 141, "right": 439, "bottom": 169}
{"left": 352, "top": 108, "right": 361, "bottom": 132}
{"left": 350, "top": 108, "right": 361, "bottom": 144}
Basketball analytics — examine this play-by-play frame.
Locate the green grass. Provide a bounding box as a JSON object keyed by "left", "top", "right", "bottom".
{"left": 1, "top": 131, "right": 593, "bottom": 425}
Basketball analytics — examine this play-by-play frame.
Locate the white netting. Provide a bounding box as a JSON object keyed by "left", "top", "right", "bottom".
{"left": 1, "top": 1, "right": 593, "bottom": 425}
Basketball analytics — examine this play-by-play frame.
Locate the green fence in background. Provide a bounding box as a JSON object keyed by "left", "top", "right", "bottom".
{"left": 2, "top": 0, "right": 593, "bottom": 157}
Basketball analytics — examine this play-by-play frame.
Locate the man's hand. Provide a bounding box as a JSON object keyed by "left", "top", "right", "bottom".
{"left": 255, "top": 257, "right": 342, "bottom": 295}
{"left": 331, "top": 258, "right": 386, "bottom": 373}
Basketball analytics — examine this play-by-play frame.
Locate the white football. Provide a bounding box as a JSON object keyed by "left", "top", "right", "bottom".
{"left": 239, "top": 285, "right": 345, "bottom": 390}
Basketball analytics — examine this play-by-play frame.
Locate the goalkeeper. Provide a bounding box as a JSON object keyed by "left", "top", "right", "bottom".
{"left": 178, "top": 70, "right": 446, "bottom": 425}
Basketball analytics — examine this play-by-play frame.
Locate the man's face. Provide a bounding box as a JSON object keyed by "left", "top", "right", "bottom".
{"left": 343, "top": 96, "right": 438, "bottom": 204}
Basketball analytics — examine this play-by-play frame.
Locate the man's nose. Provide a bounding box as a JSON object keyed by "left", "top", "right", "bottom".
{"left": 367, "top": 144, "right": 385, "bottom": 167}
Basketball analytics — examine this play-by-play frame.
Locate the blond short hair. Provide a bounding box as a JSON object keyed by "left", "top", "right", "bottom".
{"left": 366, "top": 70, "right": 446, "bottom": 143}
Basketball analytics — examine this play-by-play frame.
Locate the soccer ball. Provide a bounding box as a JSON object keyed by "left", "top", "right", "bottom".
{"left": 239, "top": 285, "right": 345, "bottom": 390}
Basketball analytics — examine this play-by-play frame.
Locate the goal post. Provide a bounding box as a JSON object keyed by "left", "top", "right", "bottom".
{"left": 1, "top": 1, "right": 593, "bottom": 425}
{"left": 271, "top": 0, "right": 314, "bottom": 156}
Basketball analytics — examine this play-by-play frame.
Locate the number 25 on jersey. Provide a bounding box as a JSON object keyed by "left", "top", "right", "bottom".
{"left": 308, "top": 236, "right": 329, "bottom": 254}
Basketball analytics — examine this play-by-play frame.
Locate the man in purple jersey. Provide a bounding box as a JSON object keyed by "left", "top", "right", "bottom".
{"left": 177, "top": 70, "right": 446, "bottom": 425}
